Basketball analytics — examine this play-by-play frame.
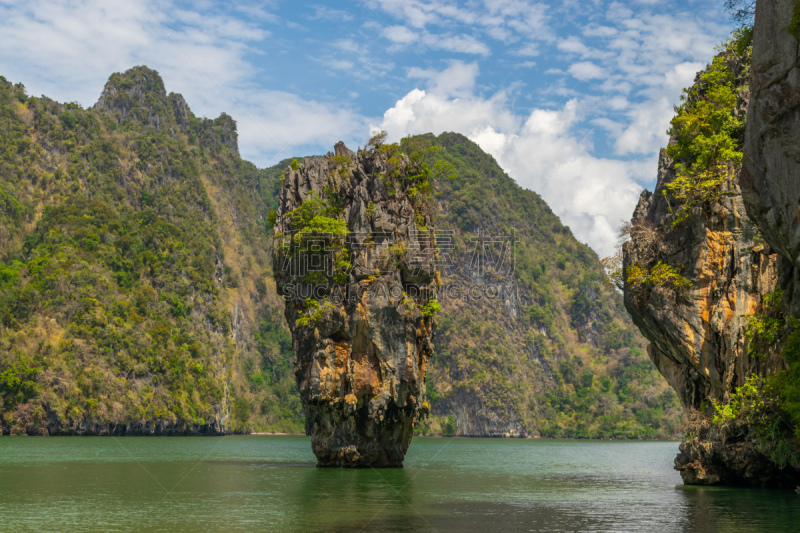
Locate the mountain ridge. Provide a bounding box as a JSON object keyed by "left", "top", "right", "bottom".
{"left": 0, "top": 65, "right": 681, "bottom": 438}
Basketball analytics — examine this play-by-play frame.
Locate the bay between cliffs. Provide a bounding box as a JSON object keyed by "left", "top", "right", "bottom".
{"left": 0, "top": 436, "right": 796, "bottom": 532}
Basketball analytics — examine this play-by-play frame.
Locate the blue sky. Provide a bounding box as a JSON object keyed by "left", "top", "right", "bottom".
{"left": 0, "top": 0, "right": 737, "bottom": 256}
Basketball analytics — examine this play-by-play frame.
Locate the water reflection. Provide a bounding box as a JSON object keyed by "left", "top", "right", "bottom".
{"left": 291, "top": 466, "right": 424, "bottom": 531}
{"left": 677, "top": 485, "right": 800, "bottom": 533}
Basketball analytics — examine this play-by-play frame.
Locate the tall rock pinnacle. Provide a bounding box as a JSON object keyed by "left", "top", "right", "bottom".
{"left": 272, "top": 139, "right": 440, "bottom": 466}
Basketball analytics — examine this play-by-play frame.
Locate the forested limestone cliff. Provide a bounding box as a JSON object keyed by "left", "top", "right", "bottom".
{"left": 420, "top": 133, "right": 681, "bottom": 438}
{"left": 624, "top": 5, "right": 800, "bottom": 487}
{"left": 0, "top": 67, "right": 295, "bottom": 435}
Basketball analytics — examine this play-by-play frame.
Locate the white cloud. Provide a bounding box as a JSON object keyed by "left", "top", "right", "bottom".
{"left": 614, "top": 96, "right": 674, "bottom": 155}
{"left": 320, "top": 59, "right": 355, "bottom": 71}
{"left": 333, "top": 39, "right": 361, "bottom": 53}
{"left": 381, "top": 24, "right": 491, "bottom": 56}
{"left": 483, "top": 0, "right": 550, "bottom": 37}
{"left": 376, "top": 82, "right": 649, "bottom": 257}
{"left": 557, "top": 36, "right": 604, "bottom": 58}
{"left": 514, "top": 43, "right": 539, "bottom": 57}
{"left": 309, "top": 5, "right": 354, "bottom": 22}
{"left": 607, "top": 2, "right": 634, "bottom": 19}
{"left": 426, "top": 34, "right": 491, "bottom": 56}
{"left": 591, "top": 117, "right": 623, "bottom": 137}
{"left": 237, "top": 91, "right": 370, "bottom": 163}
{"left": 313, "top": 38, "right": 394, "bottom": 80}
{"left": 377, "top": 88, "right": 519, "bottom": 144}
{"left": 365, "top": 0, "right": 552, "bottom": 54}
{"left": 407, "top": 61, "right": 479, "bottom": 97}
{"left": 614, "top": 61, "right": 702, "bottom": 156}
{"left": 568, "top": 62, "right": 607, "bottom": 80}
{"left": 582, "top": 24, "right": 618, "bottom": 38}
{"left": 382, "top": 25, "right": 417, "bottom": 44}
{"left": 363, "top": 0, "right": 441, "bottom": 28}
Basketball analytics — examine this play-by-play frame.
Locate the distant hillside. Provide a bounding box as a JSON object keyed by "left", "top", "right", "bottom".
{"left": 0, "top": 67, "right": 298, "bottom": 434}
{"left": 0, "top": 67, "right": 681, "bottom": 437}
{"left": 413, "top": 133, "right": 682, "bottom": 438}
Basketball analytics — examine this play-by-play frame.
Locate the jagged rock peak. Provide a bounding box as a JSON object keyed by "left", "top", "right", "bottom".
{"left": 334, "top": 140, "right": 354, "bottom": 158}
{"left": 168, "top": 92, "right": 190, "bottom": 128}
{"left": 93, "top": 65, "right": 239, "bottom": 154}
{"left": 94, "top": 66, "right": 174, "bottom": 131}
{"left": 201, "top": 112, "right": 238, "bottom": 155}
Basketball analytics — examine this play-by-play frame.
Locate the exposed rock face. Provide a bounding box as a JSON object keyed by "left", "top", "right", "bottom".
{"left": 623, "top": 50, "right": 787, "bottom": 485}
{"left": 624, "top": 51, "right": 779, "bottom": 412}
{"left": 447, "top": 390, "right": 527, "bottom": 437}
{"left": 673, "top": 416, "right": 795, "bottom": 487}
{"left": 623, "top": 180, "right": 779, "bottom": 413}
{"left": 198, "top": 112, "right": 239, "bottom": 155}
{"left": 741, "top": 0, "right": 800, "bottom": 316}
{"left": 168, "top": 92, "right": 190, "bottom": 128}
{"left": 272, "top": 141, "right": 439, "bottom": 467}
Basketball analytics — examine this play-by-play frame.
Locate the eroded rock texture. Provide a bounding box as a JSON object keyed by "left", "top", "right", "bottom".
{"left": 673, "top": 415, "right": 792, "bottom": 486}
{"left": 624, "top": 179, "right": 778, "bottom": 411}
{"left": 272, "top": 141, "right": 439, "bottom": 467}
{"left": 741, "top": 0, "right": 800, "bottom": 316}
{"left": 623, "top": 49, "right": 788, "bottom": 485}
{"left": 624, "top": 50, "right": 778, "bottom": 411}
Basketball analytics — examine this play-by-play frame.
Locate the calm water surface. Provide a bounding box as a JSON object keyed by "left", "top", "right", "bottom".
{"left": 0, "top": 436, "right": 797, "bottom": 532}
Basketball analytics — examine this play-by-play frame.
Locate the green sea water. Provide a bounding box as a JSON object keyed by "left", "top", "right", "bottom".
{"left": 0, "top": 436, "right": 797, "bottom": 532}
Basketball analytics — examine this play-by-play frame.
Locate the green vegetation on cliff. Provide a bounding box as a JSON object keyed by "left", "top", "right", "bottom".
{"left": 663, "top": 31, "right": 749, "bottom": 227}
{"left": 0, "top": 68, "right": 301, "bottom": 434}
{"left": 712, "top": 289, "right": 800, "bottom": 470}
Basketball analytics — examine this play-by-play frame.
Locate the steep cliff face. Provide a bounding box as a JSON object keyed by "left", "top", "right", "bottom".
{"left": 622, "top": 40, "right": 798, "bottom": 486}
{"left": 623, "top": 155, "right": 784, "bottom": 484}
{"left": 623, "top": 156, "right": 779, "bottom": 411}
{"left": 741, "top": 0, "right": 800, "bottom": 316}
{"left": 272, "top": 140, "right": 439, "bottom": 466}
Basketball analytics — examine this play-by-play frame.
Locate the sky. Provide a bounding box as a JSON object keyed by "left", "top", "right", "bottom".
{"left": 0, "top": 0, "right": 738, "bottom": 257}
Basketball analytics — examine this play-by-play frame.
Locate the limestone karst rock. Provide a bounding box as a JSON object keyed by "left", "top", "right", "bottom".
{"left": 272, "top": 140, "right": 439, "bottom": 467}
{"left": 622, "top": 44, "right": 796, "bottom": 486}
{"left": 741, "top": 0, "right": 800, "bottom": 316}
{"left": 94, "top": 65, "right": 238, "bottom": 152}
